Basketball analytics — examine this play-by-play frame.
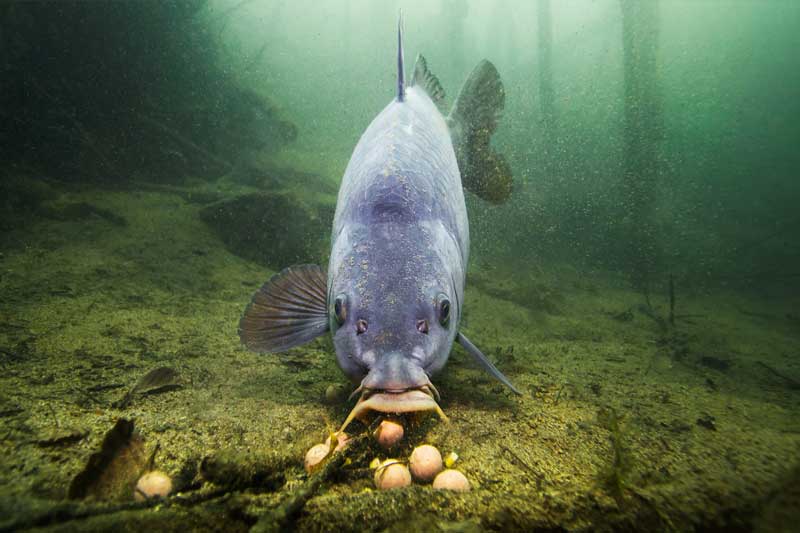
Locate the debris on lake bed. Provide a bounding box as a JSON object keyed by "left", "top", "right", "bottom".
{"left": 199, "top": 449, "right": 291, "bottom": 491}
{"left": 443, "top": 451, "right": 459, "bottom": 469}
{"left": 113, "top": 366, "right": 183, "bottom": 409}
{"left": 36, "top": 427, "right": 89, "bottom": 448}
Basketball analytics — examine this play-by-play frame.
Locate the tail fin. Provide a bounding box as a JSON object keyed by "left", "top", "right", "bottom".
{"left": 396, "top": 11, "right": 405, "bottom": 102}
{"left": 448, "top": 60, "right": 513, "bottom": 204}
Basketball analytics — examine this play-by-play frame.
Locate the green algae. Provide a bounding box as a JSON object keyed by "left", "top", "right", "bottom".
{"left": 0, "top": 175, "right": 799, "bottom": 532}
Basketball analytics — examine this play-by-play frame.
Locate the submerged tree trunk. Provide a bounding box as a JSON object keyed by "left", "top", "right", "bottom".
{"left": 619, "top": 0, "right": 662, "bottom": 293}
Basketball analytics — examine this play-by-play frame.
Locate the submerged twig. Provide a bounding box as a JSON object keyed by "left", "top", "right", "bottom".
{"left": 597, "top": 406, "right": 631, "bottom": 504}
{"left": 756, "top": 361, "right": 800, "bottom": 390}
{"left": 145, "top": 443, "right": 161, "bottom": 473}
{"left": 135, "top": 113, "right": 233, "bottom": 172}
{"left": 636, "top": 304, "right": 667, "bottom": 332}
{"left": 500, "top": 444, "right": 544, "bottom": 490}
{"left": 205, "top": 0, "right": 258, "bottom": 25}
{"left": 252, "top": 434, "right": 367, "bottom": 533}
{"left": 0, "top": 486, "right": 231, "bottom": 533}
{"left": 243, "top": 41, "right": 270, "bottom": 72}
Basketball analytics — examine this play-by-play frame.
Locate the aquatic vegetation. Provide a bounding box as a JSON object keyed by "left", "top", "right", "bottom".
{"left": 596, "top": 406, "right": 632, "bottom": 504}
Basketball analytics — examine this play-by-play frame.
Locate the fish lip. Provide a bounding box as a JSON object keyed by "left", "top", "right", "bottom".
{"left": 362, "top": 388, "right": 437, "bottom": 413}
{"left": 337, "top": 386, "right": 448, "bottom": 433}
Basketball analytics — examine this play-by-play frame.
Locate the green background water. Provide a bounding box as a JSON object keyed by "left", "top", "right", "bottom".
{"left": 215, "top": 0, "right": 800, "bottom": 289}
{"left": 1, "top": 1, "right": 799, "bottom": 531}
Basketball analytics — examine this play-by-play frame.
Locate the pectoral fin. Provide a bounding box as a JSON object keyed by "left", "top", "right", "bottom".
{"left": 457, "top": 332, "right": 521, "bottom": 395}
{"left": 239, "top": 264, "right": 328, "bottom": 353}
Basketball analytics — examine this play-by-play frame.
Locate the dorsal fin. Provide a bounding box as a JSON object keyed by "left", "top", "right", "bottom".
{"left": 396, "top": 11, "right": 405, "bottom": 102}
{"left": 411, "top": 54, "right": 446, "bottom": 112}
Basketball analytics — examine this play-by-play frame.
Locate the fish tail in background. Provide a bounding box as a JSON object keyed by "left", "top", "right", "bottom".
{"left": 448, "top": 60, "right": 513, "bottom": 204}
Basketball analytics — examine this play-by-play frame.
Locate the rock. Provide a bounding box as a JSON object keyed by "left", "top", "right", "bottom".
{"left": 199, "top": 191, "right": 334, "bottom": 270}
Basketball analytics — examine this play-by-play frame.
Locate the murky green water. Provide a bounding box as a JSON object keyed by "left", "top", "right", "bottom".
{"left": 1, "top": 1, "right": 798, "bottom": 531}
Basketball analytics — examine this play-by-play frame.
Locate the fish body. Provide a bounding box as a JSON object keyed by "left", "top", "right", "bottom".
{"left": 239, "top": 18, "right": 519, "bottom": 429}
{"left": 328, "top": 78, "right": 467, "bottom": 394}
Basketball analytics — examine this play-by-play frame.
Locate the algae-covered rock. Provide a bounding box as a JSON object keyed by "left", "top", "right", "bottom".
{"left": 199, "top": 191, "right": 335, "bottom": 270}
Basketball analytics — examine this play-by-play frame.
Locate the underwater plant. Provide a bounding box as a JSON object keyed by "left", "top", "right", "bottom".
{"left": 597, "top": 406, "right": 632, "bottom": 504}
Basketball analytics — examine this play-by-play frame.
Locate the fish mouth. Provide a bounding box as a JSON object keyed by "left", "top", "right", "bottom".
{"left": 338, "top": 383, "right": 447, "bottom": 433}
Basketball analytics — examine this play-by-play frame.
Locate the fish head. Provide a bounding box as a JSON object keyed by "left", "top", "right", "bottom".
{"left": 328, "top": 222, "right": 463, "bottom": 428}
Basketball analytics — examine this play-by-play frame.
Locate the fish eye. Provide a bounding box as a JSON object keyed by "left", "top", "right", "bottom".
{"left": 356, "top": 319, "right": 368, "bottom": 335}
{"left": 436, "top": 293, "right": 450, "bottom": 326}
{"left": 333, "top": 294, "right": 347, "bottom": 325}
